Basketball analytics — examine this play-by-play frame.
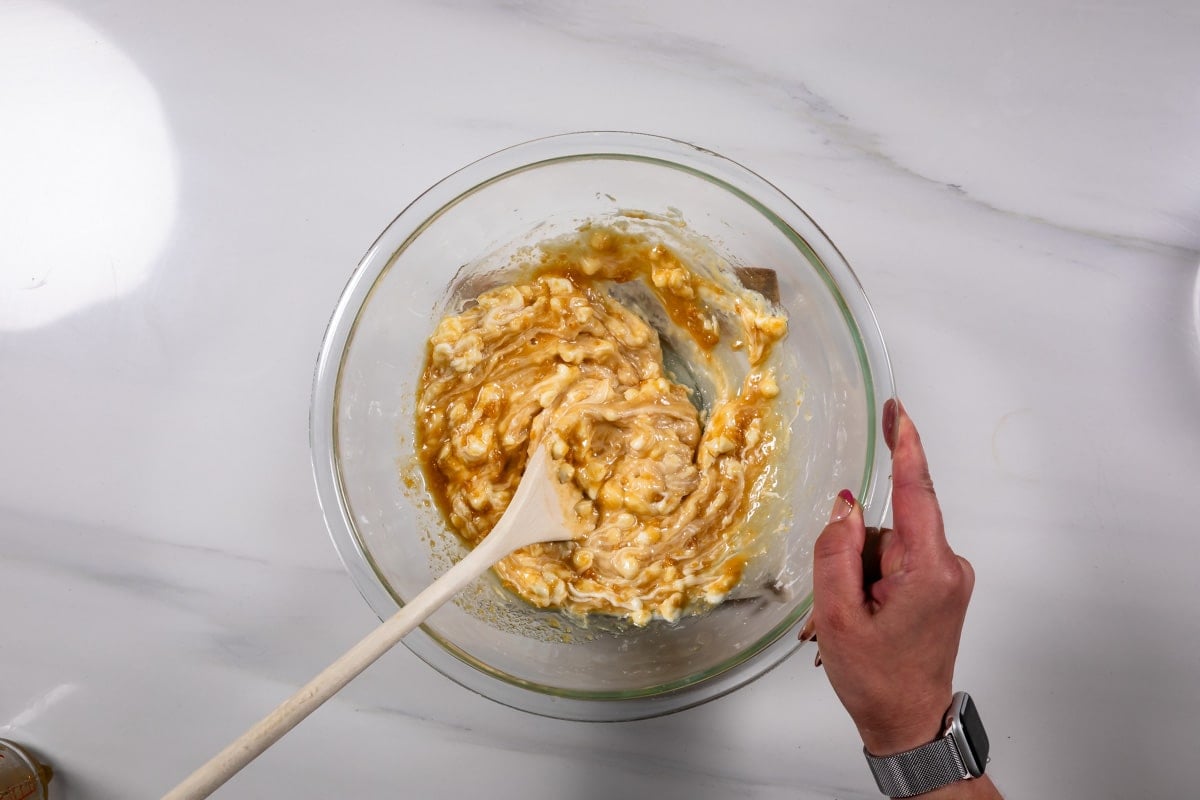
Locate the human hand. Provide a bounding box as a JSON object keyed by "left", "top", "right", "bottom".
{"left": 805, "top": 399, "right": 976, "bottom": 756}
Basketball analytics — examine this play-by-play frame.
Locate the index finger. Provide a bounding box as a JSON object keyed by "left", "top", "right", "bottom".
{"left": 887, "top": 399, "right": 950, "bottom": 554}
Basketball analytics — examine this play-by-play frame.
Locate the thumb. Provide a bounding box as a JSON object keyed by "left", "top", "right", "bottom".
{"left": 813, "top": 490, "right": 869, "bottom": 628}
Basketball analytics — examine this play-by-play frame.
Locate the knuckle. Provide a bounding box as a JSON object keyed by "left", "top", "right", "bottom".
{"left": 894, "top": 469, "right": 937, "bottom": 498}
{"left": 957, "top": 555, "right": 976, "bottom": 597}
{"left": 928, "top": 554, "right": 975, "bottom": 602}
{"left": 932, "top": 559, "right": 964, "bottom": 593}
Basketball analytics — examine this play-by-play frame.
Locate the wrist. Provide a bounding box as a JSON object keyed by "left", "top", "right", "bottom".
{"left": 863, "top": 692, "right": 996, "bottom": 799}
{"left": 858, "top": 697, "right": 950, "bottom": 756}
{"left": 860, "top": 720, "right": 942, "bottom": 757}
{"left": 906, "top": 776, "right": 1000, "bottom": 799}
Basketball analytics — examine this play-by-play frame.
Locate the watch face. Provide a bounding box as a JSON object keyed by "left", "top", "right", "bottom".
{"left": 958, "top": 694, "right": 990, "bottom": 773}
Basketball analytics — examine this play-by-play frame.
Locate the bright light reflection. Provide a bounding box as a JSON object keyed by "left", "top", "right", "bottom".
{"left": 2, "top": 682, "right": 79, "bottom": 729}
{"left": 0, "top": 1, "right": 177, "bottom": 331}
{"left": 1193, "top": 262, "right": 1200, "bottom": 350}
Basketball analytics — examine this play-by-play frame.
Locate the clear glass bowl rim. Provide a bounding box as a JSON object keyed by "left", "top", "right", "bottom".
{"left": 309, "top": 130, "right": 894, "bottom": 720}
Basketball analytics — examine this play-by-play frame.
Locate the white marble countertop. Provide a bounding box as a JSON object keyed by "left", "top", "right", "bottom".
{"left": 3, "top": 2, "right": 1199, "bottom": 798}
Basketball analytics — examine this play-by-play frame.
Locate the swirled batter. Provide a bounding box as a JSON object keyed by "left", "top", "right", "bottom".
{"left": 416, "top": 224, "right": 787, "bottom": 625}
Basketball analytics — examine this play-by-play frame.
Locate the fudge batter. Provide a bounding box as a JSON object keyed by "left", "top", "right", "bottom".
{"left": 415, "top": 223, "right": 787, "bottom": 625}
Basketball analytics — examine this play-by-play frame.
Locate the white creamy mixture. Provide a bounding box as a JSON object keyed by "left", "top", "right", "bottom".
{"left": 416, "top": 224, "right": 787, "bottom": 625}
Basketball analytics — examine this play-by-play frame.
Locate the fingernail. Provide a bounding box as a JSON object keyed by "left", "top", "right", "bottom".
{"left": 829, "top": 489, "right": 855, "bottom": 523}
{"left": 813, "top": 648, "right": 823, "bottom": 667}
{"left": 882, "top": 398, "right": 898, "bottom": 451}
{"left": 798, "top": 615, "right": 815, "bottom": 642}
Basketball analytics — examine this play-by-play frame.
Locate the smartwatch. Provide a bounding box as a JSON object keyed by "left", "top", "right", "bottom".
{"left": 864, "top": 691, "right": 990, "bottom": 798}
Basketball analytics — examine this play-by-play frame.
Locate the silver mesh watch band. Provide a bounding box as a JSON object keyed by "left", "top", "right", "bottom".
{"left": 864, "top": 734, "right": 968, "bottom": 798}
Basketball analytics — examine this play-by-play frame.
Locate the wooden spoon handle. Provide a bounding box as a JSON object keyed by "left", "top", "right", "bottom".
{"left": 161, "top": 536, "right": 508, "bottom": 800}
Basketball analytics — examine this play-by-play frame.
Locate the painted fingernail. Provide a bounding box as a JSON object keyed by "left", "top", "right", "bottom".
{"left": 813, "top": 648, "right": 823, "bottom": 667}
{"left": 882, "top": 398, "right": 898, "bottom": 451}
{"left": 798, "top": 615, "right": 815, "bottom": 642}
{"left": 829, "top": 489, "right": 855, "bottom": 523}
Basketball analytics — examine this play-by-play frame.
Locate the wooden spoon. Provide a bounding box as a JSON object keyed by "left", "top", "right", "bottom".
{"left": 163, "top": 446, "right": 580, "bottom": 799}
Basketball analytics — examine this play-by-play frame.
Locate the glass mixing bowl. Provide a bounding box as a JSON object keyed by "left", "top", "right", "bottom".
{"left": 310, "top": 132, "right": 892, "bottom": 720}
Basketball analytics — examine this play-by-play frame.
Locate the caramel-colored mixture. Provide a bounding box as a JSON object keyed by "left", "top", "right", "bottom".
{"left": 416, "top": 225, "right": 787, "bottom": 625}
